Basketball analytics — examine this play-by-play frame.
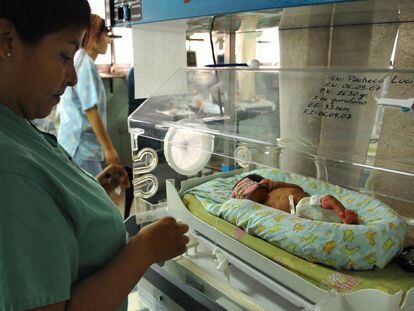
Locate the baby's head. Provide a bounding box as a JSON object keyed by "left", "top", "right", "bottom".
{"left": 232, "top": 174, "right": 268, "bottom": 203}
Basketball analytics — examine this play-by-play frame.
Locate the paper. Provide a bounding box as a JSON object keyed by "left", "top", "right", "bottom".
{"left": 132, "top": 21, "right": 187, "bottom": 98}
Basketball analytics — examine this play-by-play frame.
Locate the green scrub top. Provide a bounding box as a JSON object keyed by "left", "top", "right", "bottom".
{"left": 0, "top": 104, "right": 127, "bottom": 310}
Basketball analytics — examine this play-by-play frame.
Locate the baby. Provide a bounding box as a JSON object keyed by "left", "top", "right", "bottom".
{"left": 231, "top": 174, "right": 359, "bottom": 224}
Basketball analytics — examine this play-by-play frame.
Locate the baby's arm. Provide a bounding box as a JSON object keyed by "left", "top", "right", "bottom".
{"left": 321, "top": 195, "right": 359, "bottom": 224}
{"left": 259, "top": 179, "right": 304, "bottom": 192}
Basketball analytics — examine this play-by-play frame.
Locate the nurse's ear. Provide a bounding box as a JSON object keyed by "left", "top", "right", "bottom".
{"left": 0, "top": 19, "right": 15, "bottom": 61}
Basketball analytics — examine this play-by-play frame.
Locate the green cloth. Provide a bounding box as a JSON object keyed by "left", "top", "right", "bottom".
{"left": 0, "top": 105, "right": 127, "bottom": 311}
{"left": 183, "top": 193, "right": 414, "bottom": 302}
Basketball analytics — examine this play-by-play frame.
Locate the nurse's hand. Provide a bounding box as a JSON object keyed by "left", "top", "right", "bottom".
{"left": 133, "top": 217, "right": 189, "bottom": 265}
{"left": 97, "top": 164, "right": 130, "bottom": 194}
{"left": 104, "top": 147, "right": 121, "bottom": 166}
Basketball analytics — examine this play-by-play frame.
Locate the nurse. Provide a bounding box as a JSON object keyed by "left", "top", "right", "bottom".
{"left": 0, "top": 1, "right": 189, "bottom": 310}
{"left": 58, "top": 14, "right": 122, "bottom": 176}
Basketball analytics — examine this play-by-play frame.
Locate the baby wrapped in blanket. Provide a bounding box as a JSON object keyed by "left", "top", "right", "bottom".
{"left": 232, "top": 174, "right": 359, "bottom": 224}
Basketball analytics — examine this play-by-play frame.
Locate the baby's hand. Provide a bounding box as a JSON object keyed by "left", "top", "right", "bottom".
{"left": 259, "top": 179, "right": 304, "bottom": 192}
{"left": 340, "top": 210, "right": 359, "bottom": 225}
{"left": 259, "top": 179, "right": 276, "bottom": 190}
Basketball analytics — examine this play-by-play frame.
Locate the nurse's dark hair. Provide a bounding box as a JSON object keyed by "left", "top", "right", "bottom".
{"left": 0, "top": 0, "right": 90, "bottom": 45}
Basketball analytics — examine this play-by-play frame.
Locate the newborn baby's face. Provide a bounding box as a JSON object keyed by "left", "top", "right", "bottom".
{"left": 232, "top": 177, "right": 268, "bottom": 203}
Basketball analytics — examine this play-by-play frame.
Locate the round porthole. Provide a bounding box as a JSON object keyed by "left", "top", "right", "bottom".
{"left": 164, "top": 121, "right": 214, "bottom": 176}
{"left": 234, "top": 145, "right": 252, "bottom": 168}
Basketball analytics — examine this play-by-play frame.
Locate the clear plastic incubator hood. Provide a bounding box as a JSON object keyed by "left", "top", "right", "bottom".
{"left": 129, "top": 67, "right": 414, "bottom": 204}
{"left": 128, "top": 67, "right": 414, "bottom": 310}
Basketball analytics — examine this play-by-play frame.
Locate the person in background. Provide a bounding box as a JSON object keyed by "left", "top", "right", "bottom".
{"left": 0, "top": 1, "right": 189, "bottom": 310}
{"left": 58, "top": 14, "right": 122, "bottom": 176}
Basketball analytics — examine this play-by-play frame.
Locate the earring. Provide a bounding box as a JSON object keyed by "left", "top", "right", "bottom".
{"left": 6, "top": 52, "right": 11, "bottom": 57}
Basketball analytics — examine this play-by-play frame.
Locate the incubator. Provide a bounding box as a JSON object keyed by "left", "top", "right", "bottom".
{"left": 128, "top": 67, "right": 414, "bottom": 310}
{"left": 124, "top": 1, "right": 414, "bottom": 310}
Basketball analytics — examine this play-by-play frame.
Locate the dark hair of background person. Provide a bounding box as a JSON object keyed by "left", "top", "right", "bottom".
{"left": 0, "top": 0, "right": 90, "bottom": 45}
{"left": 81, "top": 14, "right": 107, "bottom": 49}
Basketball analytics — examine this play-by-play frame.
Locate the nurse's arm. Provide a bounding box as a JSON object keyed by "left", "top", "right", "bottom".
{"left": 30, "top": 217, "right": 189, "bottom": 311}
{"left": 85, "top": 106, "right": 120, "bottom": 165}
{"left": 29, "top": 237, "right": 148, "bottom": 311}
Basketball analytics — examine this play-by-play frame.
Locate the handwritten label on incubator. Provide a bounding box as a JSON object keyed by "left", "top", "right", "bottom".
{"left": 304, "top": 73, "right": 414, "bottom": 119}
{"left": 304, "top": 74, "right": 383, "bottom": 120}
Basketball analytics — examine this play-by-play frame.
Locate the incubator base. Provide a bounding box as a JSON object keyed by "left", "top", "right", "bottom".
{"left": 163, "top": 174, "right": 414, "bottom": 311}
{"left": 135, "top": 239, "right": 303, "bottom": 311}
{"left": 130, "top": 171, "right": 414, "bottom": 310}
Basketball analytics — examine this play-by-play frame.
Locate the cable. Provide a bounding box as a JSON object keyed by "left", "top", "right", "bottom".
{"left": 209, "top": 16, "right": 217, "bottom": 67}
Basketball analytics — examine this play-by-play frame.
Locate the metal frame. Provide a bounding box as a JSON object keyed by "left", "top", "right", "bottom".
{"left": 131, "top": 0, "right": 358, "bottom": 25}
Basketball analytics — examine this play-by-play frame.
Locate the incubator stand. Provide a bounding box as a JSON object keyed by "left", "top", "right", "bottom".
{"left": 128, "top": 68, "right": 414, "bottom": 310}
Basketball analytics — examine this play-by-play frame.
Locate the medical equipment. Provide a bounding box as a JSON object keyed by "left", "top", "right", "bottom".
{"left": 123, "top": 0, "right": 414, "bottom": 310}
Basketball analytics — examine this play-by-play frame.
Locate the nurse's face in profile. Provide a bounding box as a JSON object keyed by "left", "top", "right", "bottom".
{"left": 1, "top": 25, "right": 85, "bottom": 120}
{"left": 94, "top": 30, "right": 111, "bottom": 56}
